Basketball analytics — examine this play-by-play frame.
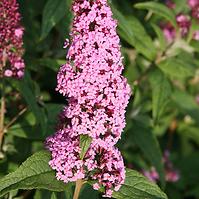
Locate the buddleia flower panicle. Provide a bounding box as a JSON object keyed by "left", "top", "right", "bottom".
{"left": 46, "top": 0, "right": 131, "bottom": 197}
{"left": 0, "top": 0, "right": 25, "bottom": 79}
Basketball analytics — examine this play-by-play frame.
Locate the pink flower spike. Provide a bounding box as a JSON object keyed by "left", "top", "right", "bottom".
{"left": 46, "top": 0, "right": 131, "bottom": 197}
{"left": 0, "top": 0, "right": 25, "bottom": 79}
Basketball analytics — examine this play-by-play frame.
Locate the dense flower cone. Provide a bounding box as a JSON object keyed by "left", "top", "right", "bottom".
{"left": 0, "top": 0, "right": 25, "bottom": 78}
{"left": 46, "top": 0, "right": 131, "bottom": 197}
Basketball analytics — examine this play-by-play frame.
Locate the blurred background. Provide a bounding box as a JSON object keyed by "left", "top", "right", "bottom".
{"left": 0, "top": 0, "right": 199, "bottom": 198}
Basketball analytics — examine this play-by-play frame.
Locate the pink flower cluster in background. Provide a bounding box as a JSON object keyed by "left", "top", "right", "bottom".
{"left": 143, "top": 150, "right": 180, "bottom": 183}
{"left": 161, "top": 0, "right": 199, "bottom": 42}
{"left": 0, "top": 0, "right": 25, "bottom": 79}
{"left": 188, "top": 0, "right": 199, "bottom": 20}
{"left": 46, "top": 0, "right": 131, "bottom": 197}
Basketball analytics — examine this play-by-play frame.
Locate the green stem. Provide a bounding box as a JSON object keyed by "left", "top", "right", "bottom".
{"left": 145, "top": 10, "right": 153, "bottom": 21}
{"left": 0, "top": 51, "right": 6, "bottom": 151}
{"left": 0, "top": 95, "right": 5, "bottom": 151}
{"left": 4, "top": 107, "right": 27, "bottom": 131}
{"left": 73, "top": 179, "right": 84, "bottom": 199}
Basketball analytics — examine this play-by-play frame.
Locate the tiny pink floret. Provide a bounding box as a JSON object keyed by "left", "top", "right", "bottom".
{"left": 15, "top": 28, "right": 23, "bottom": 38}
{"left": 187, "top": 0, "right": 199, "bottom": 8}
{"left": 193, "top": 30, "right": 199, "bottom": 40}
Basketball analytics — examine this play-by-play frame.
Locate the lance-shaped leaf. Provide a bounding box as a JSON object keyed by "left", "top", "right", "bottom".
{"left": 130, "top": 118, "right": 165, "bottom": 187}
{"left": 112, "top": 169, "right": 167, "bottom": 199}
{"left": 135, "top": 2, "right": 177, "bottom": 28}
{"left": 89, "top": 169, "right": 167, "bottom": 199}
{"left": 158, "top": 57, "right": 195, "bottom": 79}
{"left": 18, "top": 72, "right": 46, "bottom": 134}
{"left": 151, "top": 23, "right": 167, "bottom": 51}
{"left": 149, "top": 69, "right": 172, "bottom": 124}
{"left": 41, "top": 0, "right": 67, "bottom": 39}
{"left": 80, "top": 135, "right": 92, "bottom": 159}
{"left": 0, "top": 151, "right": 72, "bottom": 198}
{"left": 112, "top": 7, "right": 157, "bottom": 60}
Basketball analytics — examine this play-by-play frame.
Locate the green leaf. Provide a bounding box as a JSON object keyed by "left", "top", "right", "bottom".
{"left": 130, "top": 118, "right": 165, "bottom": 187}
{"left": 172, "top": 90, "right": 199, "bottom": 124}
{"left": 158, "top": 57, "right": 195, "bottom": 78}
{"left": 18, "top": 72, "right": 46, "bottom": 134}
{"left": 0, "top": 151, "right": 71, "bottom": 197}
{"left": 80, "top": 135, "right": 92, "bottom": 160}
{"left": 112, "top": 8, "right": 157, "bottom": 60}
{"left": 37, "top": 58, "right": 65, "bottom": 72}
{"left": 8, "top": 111, "right": 41, "bottom": 140}
{"left": 80, "top": 184, "right": 100, "bottom": 199}
{"left": 41, "top": 0, "right": 67, "bottom": 39}
{"left": 29, "top": 58, "right": 65, "bottom": 72}
{"left": 112, "top": 169, "right": 167, "bottom": 199}
{"left": 178, "top": 123, "right": 199, "bottom": 146}
{"left": 177, "top": 152, "right": 199, "bottom": 186}
{"left": 186, "top": 185, "right": 199, "bottom": 198}
{"left": 9, "top": 124, "right": 42, "bottom": 140}
{"left": 45, "top": 103, "right": 64, "bottom": 135}
{"left": 51, "top": 192, "right": 57, "bottom": 199}
{"left": 166, "top": 39, "right": 194, "bottom": 57}
{"left": 151, "top": 23, "right": 167, "bottom": 51}
{"left": 8, "top": 104, "right": 63, "bottom": 140}
{"left": 175, "top": 0, "right": 188, "bottom": 13}
{"left": 149, "top": 69, "right": 172, "bottom": 123}
{"left": 56, "top": 189, "right": 74, "bottom": 199}
{"left": 34, "top": 190, "right": 53, "bottom": 199}
{"left": 134, "top": 2, "right": 177, "bottom": 28}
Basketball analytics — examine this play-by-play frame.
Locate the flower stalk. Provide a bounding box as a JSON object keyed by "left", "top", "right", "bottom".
{"left": 0, "top": 55, "right": 6, "bottom": 151}
{"left": 73, "top": 179, "right": 85, "bottom": 199}
{"left": 0, "top": 92, "right": 5, "bottom": 151}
